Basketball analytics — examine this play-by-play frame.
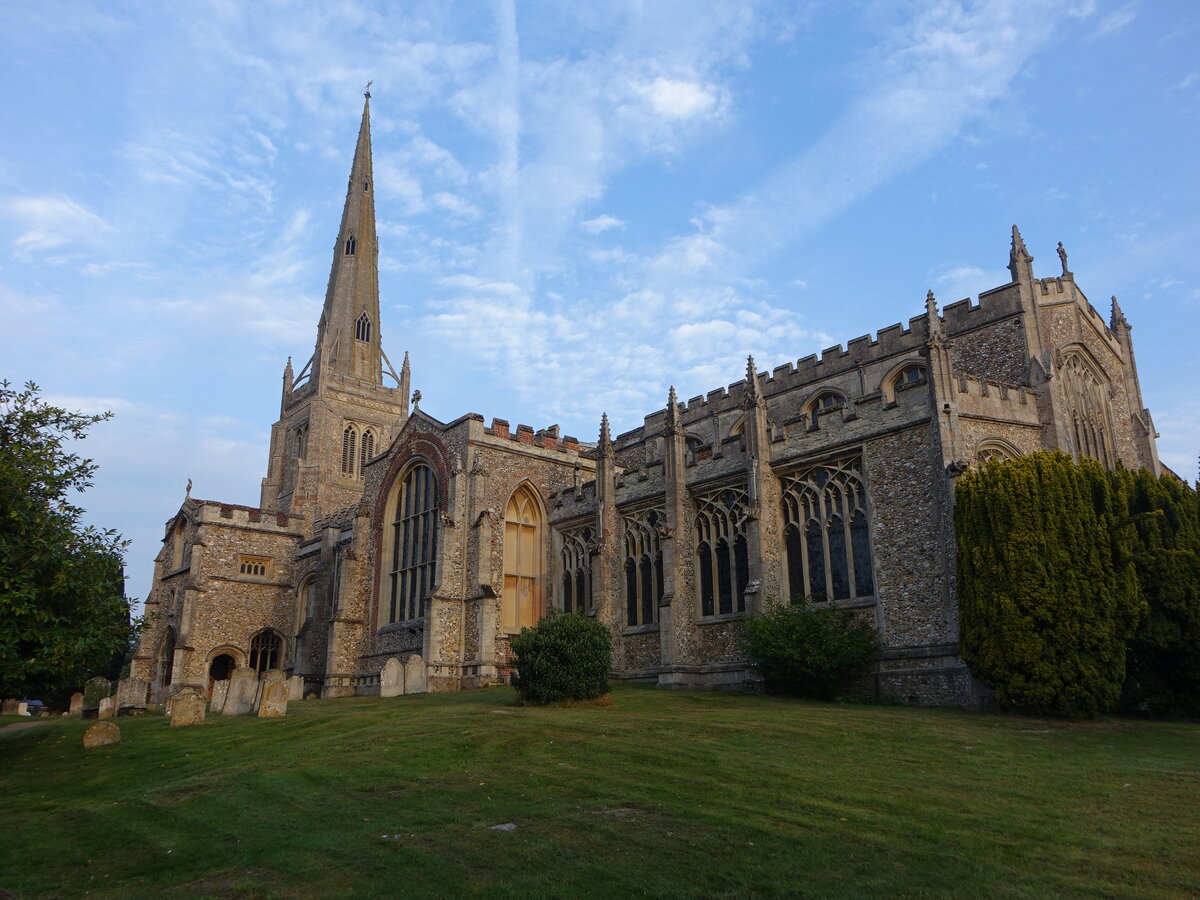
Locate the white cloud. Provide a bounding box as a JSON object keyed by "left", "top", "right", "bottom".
{"left": 582, "top": 214, "right": 626, "bottom": 234}
{"left": 2, "top": 196, "right": 111, "bottom": 259}
{"left": 1092, "top": 3, "right": 1136, "bottom": 38}
{"left": 634, "top": 76, "right": 721, "bottom": 120}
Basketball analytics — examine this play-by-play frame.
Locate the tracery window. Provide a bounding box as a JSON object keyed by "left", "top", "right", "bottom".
{"left": 559, "top": 525, "right": 593, "bottom": 614}
{"left": 1060, "top": 351, "right": 1115, "bottom": 468}
{"left": 385, "top": 464, "right": 439, "bottom": 624}
{"left": 623, "top": 509, "right": 664, "bottom": 626}
{"left": 360, "top": 429, "right": 375, "bottom": 468}
{"left": 249, "top": 630, "right": 283, "bottom": 673}
{"left": 341, "top": 425, "right": 358, "bottom": 477}
{"left": 694, "top": 486, "right": 750, "bottom": 617}
{"left": 780, "top": 456, "right": 874, "bottom": 603}
{"left": 345, "top": 234, "right": 356, "bottom": 256}
{"left": 355, "top": 312, "right": 372, "bottom": 342}
{"left": 502, "top": 485, "right": 544, "bottom": 630}
{"left": 294, "top": 422, "right": 309, "bottom": 460}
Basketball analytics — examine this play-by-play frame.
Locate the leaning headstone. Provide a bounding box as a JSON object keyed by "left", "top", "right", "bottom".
{"left": 83, "top": 721, "right": 121, "bottom": 749}
{"left": 223, "top": 667, "right": 258, "bottom": 716}
{"left": 380, "top": 657, "right": 405, "bottom": 698}
{"left": 97, "top": 697, "right": 116, "bottom": 720}
{"left": 114, "top": 676, "right": 149, "bottom": 711}
{"left": 209, "top": 679, "right": 230, "bottom": 713}
{"left": 69, "top": 692, "right": 84, "bottom": 716}
{"left": 287, "top": 675, "right": 304, "bottom": 702}
{"left": 169, "top": 689, "right": 206, "bottom": 728}
{"left": 1, "top": 699, "right": 17, "bottom": 715}
{"left": 257, "top": 670, "right": 288, "bottom": 718}
{"left": 403, "top": 654, "right": 427, "bottom": 694}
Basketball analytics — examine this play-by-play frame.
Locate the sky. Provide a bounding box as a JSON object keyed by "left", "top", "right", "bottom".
{"left": 2, "top": 0, "right": 1197, "bottom": 607}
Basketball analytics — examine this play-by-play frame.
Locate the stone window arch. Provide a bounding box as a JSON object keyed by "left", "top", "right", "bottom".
{"left": 695, "top": 486, "right": 749, "bottom": 617}
{"left": 345, "top": 234, "right": 356, "bottom": 256}
{"left": 882, "top": 360, "right": 926, "bottom": 402}
{"left": 1059, "top": 348, "right": 1116, "bottom": 468}
{"left": 975, "top": 438, "right": 1022, "bottom": 466}
{"left": 383, "top": 463, "right": 439, "bottom": 624}
{"left": 360, "top": 428, "right": 376, "bottom": 469}
{"left": 341, "top": 424, "right": 358, "bottom": 477}
{"left": 780, "top": 455, "right": 874, "bottom": 603}
{"left": 623, "top": 508, "right": 664, "bottom": 626}
{"left": 355, "top": 312, "right": 372, "bottom": 342}
{"left": 170, "top": 517, "right": 188, "bottom": 571}
{"left": 802, "top": 389, "right": 846, "bottom": 427}
{"left": 558, "top": 525, "right": 593, "bottom": 614}
{"left": 502, "top": 484, "right": 545, "bottom": 630}
{"left": 158, "top": 626, "right": 177, "bottom": 690}
{"left": 249, "top": 629, "right": 284, "bottom": 673}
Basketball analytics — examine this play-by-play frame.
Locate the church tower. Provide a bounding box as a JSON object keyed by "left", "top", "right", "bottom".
{"left": 260, "top": 91, "right": 410, "bottom": 522}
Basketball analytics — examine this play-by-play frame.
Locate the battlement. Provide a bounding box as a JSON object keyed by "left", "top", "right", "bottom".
{"left": 193, "top": 499, "right": 304, "bottom": 531}
{"left": 483, "top": 416, "right": 581, "bottom": 452}
{"left": 954, "top": 373, "right": 1040, "bottom": 424}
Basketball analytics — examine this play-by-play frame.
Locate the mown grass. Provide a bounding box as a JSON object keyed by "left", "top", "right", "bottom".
{"left": 1, "top": 685, "right": 1197, "bottom": 899}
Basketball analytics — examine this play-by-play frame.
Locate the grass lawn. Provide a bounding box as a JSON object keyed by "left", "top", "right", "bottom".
{"left": 1, "top": 685, "right": 1197, "bottom": 899}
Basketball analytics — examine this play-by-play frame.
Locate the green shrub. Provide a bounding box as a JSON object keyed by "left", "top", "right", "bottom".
{"left": 742, "top": 598, "right": 879, "bottom": 700}
{"left": 510, "top": 609, "right": 611, "bottom": 705}
{"left": 956, "top": 451, "right": 1144, "bottom": 718}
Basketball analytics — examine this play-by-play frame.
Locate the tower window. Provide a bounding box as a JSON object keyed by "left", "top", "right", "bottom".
{"left": 345, "top": 235, "right": 356, "bottom": 256}
{"left": 239, "top": 555, "right": 271, "bottom": 578}
{"left": 341, "top": 425, "right": 358, "bottom": 477}
{"left": 356, "top": 312, "right": 372, "bottom": 342}
{"left": 364, "top": 181, "right": 370, "bottom": 192}
{"left": 360, "top": 429, "right": 375, "bottom": 468}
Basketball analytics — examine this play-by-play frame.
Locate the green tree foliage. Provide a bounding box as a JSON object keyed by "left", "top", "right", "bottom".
{"left": 956, "top": 451, "right": 1144, "bottom": 718}
{"left": 0, "top": 381, "right": 135, "bottom": 702}
{"left": 742, "top": 598, "right": 879, "bottom": 700}
{"left": 1119, "top": 467, "right": 1200, "bottom": 718}
{"left": 510, "top": 609, "right": 611, "bottom": 705}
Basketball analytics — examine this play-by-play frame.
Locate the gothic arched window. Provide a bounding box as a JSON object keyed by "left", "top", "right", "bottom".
{"left": 355, "top": 312, "right": 372, "bottom": 342}
{"left": 781, "top": 456, "right": 874, "bottom": 603}
{"left": 249, "top": 630, "right": 283, "bottom": 673}
{"left": 385, "top": 464, "right": 440, "bottom": 624}
{"left": 159, "top": 627, "right": 176, "bottom": 689}
{"left": 623, "top": 509, "right": 664, "bottom": 626}
{"left": 345, "top": 235, "right": 357, "bottom": 256}
{"left": 1060, "top": 350, "right": 1115, "bottom": 468}
{"left": 695, "top": 487, "right": 749, "bottom": 617}
{"left": 502, "top": 485, "right": 544, "bottom": 629}
{"left": 360, "top": 429, "right": 375, "bottom": 469}
{"left": 883, "top": 362, "right": 926, "bottom": 402}
{"left": 559, "top": 525, "right": 593, "bottom": 614}
{"left": 341, "top": 425, "right": 358, "bottom": 477}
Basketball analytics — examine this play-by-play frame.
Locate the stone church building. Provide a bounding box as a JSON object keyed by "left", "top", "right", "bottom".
{"left": 132, "top": 95, "right": 1162, "bottom": 707}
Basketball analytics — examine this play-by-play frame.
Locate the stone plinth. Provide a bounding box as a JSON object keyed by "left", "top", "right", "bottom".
{"left": 83, "top": 721, "right": 121, "bottom": 748}
{"left": 257, "top": 670, "right": 288, "bottom": 718}
{"left": 223, "top": 667, "right": 258, "bottom": 716}
{"left": 170, "top": 690, "right": 206, "bottom": 727}
{"left": 380, "top": 658, "right": 404, "bottom": 697}
{"left": 404, "top": 655, "right": 427, "bottom": 694}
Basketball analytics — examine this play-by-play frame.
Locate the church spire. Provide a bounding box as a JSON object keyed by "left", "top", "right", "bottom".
{"left": 314, "top": 91, "right": 383, "bottom": 384}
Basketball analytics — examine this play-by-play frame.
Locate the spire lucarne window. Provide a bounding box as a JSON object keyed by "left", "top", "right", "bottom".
{"left": 355, "top": 312, "right": 372, "bottom": 342}
{"left": 344, "top": 234, "right": 356, "bottom": 256}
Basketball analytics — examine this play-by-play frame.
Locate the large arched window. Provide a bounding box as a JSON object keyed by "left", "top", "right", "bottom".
{"left": 695, "top": 487, "right": 749, "bottom": 618}
{"left": 559, "top": 525, "right": 593, "bottom": 614}
{"left": 1060, "top": 350, "right": 1115, "bottom": 468}
{"left": 341, "top": 425, "right": 358, "bottom": 477}
{"left": 502, "top": 485, "right": 544, "bottom": 629}
{"left": 781, "top": 456, "right": 874, "bottom": 603}
{"left": 623, "top": 508, "right": 664, "bottom": 626}
{"left": 249, "top": 630, "right": 283, "bottom": 673}
{"left": 355, "top": 312, "right": 372, "bottom": 342}
{"left": 385, "top": 464, "right": 440, "bottom": 624}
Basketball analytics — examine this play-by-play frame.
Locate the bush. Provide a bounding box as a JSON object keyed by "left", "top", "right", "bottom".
{"left": 956, "top": 451, "right": 1144, "bottom": 718}
{"left": 742, "top": 598, "right": 879, "bottom": 700}
{"left": 510, "top": 609, "right": 611, "bottom": 705}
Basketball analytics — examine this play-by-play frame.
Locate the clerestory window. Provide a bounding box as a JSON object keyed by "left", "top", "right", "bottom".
{"left": 695, "top": 487, "right": 749, "bottom": 617}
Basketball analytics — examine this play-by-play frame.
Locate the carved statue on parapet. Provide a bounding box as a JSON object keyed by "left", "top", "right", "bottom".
{"left": 946, "top": 459, "right": 971, "bottom": 477}
{"left": 1057, "top": 241, "right": 1070, "bottom": 276}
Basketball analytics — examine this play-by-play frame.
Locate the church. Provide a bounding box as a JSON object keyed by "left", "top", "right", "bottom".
{"left": 131, "top": 94, "right": 1162, "bottom": 708}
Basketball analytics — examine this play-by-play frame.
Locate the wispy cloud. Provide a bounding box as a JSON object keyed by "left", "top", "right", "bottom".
{"left": 2, "top": 196, "right": 111, "bottom": 260}
{"left": 1091, "top": 2, "right": 1136, "bottom": 39}
{"left": 582, "top": 214, "right": 626, "bottom": 234}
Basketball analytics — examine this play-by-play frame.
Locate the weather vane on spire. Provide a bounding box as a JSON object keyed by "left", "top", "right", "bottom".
{"left": 365, "top": 80, "right": 373, "bottom": 99}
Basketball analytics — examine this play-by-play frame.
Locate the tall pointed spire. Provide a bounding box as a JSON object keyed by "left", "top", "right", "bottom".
{"left": 1008, "top": 224, "right": 1033, "bottom": 283}
{"left": 314, "top": 90, "right": 383, "bottom": 384}
{"left": 665, "top": 386, "right": 683, "bottom": 434}
{"left": 744, "top": 355, "right": 765, "bottom": 408}
{"left": 925, "top": 289, "right": 943, "bottom": 336}
{"left": 1110, "top": 295, "right": 1129, "bottom": 331}
{"left": 599, "top": 413, "right": 613, "bottom": 456}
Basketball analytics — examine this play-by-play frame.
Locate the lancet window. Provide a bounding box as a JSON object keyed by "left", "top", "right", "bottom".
{"left": 694, "top": 486, "right": 750, "bottom": 618}
{"left": 341, "top": 425, "right": 358, "bottom": 477}
{"left": 780, "top": 456, "right": 874, "bottom": 603}
{"left": 1060, "top": 351, "right": 1115, "bottom": 468}
{"left": 249, "top": 629, "right": 283, "bottom": 673}
{"left": 360, "top": 429, "right": 376, "bottom": 469}
{"left": 623, "top": 508, "right": 665, "bottom": 627}
{"left": 385, "top": 464, "right": 439, "bottom": 624}
{"left": 558, "top": 525, "right": 594, "bottom": 614}
{"left": 356, "top": 312, "right": 372, "bottom": 342}
{"left": 345, "top": 234, "right": 356, "bottom": 256}
{"left": 502, "top": 486, "right": 544, "bottom": 630}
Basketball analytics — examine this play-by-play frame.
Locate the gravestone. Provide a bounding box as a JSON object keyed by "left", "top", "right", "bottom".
{"left": 83, "top": 721, "right": 121, "bottom": 749}
{"left": 114, "top": 676, "right": 149, "bottom": 711}
{"left": 82, "top": 676, "right": 111, "bottom": 710}
{"left": 210, "top": 679, "right": 230, "bottom": 713}
{"left": 223, "top": 667, "right": 258, "bottom": 716}
{"left": 257, "top": 670, "right": 288, "bottom": 718}
{"left": 404, "top": 655, "right": 427, "bottom": 694}
{"left": 287, "top": 675, "right": 304, "bottom": 702}
{"left": 170, "top": 689, "right": 206, "bottom": 727}
{"left": 69, "top": 692, "right": 84, "bottom": 716}
{"left": 380, "top": 658, "right": 405, "bottom": 697}
{"left": 97, "top": 697, "right": 116, "bottom": 720}
{"left": 17, "top": 702, "right": 29, "bottom": 717}
{"left": 1, "top": 699, "right": 17, "bottom": 715}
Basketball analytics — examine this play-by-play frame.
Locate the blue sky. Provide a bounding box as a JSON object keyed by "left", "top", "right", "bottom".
{"left": 2, "top": 0, "right": 1197, "bottom": 607}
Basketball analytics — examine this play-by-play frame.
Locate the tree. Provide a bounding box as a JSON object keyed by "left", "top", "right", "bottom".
{"left": 0, "top": 380, "right": 136, "bottom": 702}
{"left": 510, "top": 609, "right": 611, "bottom": 705}
{"left": 956, "top": 451, "right": 1144, "bottom": 718}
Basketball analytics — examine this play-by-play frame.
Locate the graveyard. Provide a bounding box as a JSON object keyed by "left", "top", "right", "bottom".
{"left": 1, "top": 685, "right": 1198, "bottom": 899}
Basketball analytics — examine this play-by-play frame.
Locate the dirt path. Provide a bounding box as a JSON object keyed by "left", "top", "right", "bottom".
{"left": 0, "top": 721, "right": 49, "bottom": 735}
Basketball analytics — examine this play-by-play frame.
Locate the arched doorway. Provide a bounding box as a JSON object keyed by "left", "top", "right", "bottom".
{"left": 208, "top": 653, "right": 236, "bottom": 698}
